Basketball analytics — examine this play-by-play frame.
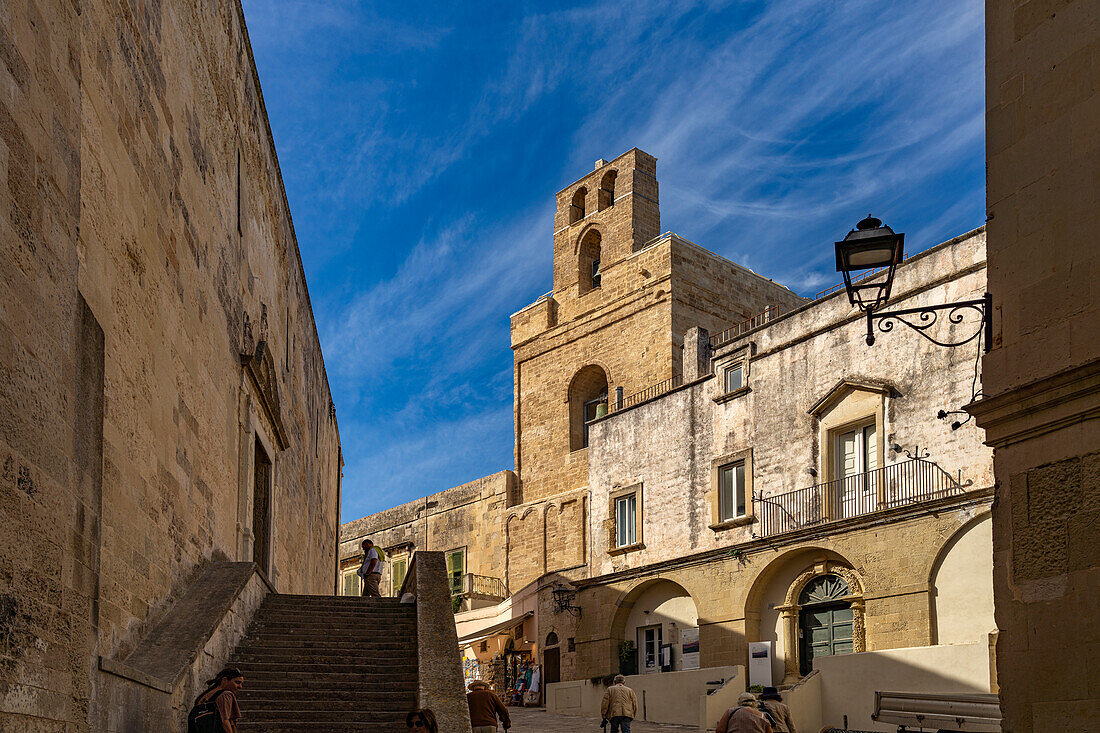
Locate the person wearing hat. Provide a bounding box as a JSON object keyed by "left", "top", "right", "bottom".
{"left": 716, "top": 692, "right": 773, "bottom": 733}
{"left": 466, "top": 680, "right": 510, "bottom": 732}
{"left": 758, "top": 687, "right": 796, "bottom": 733}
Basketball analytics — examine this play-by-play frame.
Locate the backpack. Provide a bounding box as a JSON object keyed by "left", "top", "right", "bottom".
{"left": 757, "top": 702, "right": 779, "bottom": 730}
{"left": 187, "top": 689, "right": 227, "bottom": 733}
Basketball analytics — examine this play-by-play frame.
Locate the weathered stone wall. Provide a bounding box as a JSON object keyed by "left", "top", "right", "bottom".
{"left": 0, "top": 2, "right": 341, "bottom": 729}
{"left": 568, "top": 501, "right": 993, "bottom": 681}
{"left": 588, "top": 229, "right": 993, "bottom": 574}
{"left": 977, "top": 2, "right": 1100, "bottom": 730}
{"left": 339, "top": 471, "right": 515, "bottom": 595}
{"left": 575, "top": 230, "right": 995, "bottom": 680}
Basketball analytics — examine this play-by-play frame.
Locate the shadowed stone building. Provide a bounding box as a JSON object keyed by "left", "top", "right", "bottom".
{"left": 341, "top": 151, "right": 998, "bottom": 730}
{"left": 0, "top": 2, "right": 343, "bottom": 729}
{"left": 968, "top": 1, "right": 1100, "bottom": 730}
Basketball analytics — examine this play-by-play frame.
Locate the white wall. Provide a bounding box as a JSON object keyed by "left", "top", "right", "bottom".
{"left": 624, "top": 583, "right": 698, "bottom": 672}
{"left": 815, "top": 642, "right": 992, "bottom": 731}
{"left": 932, "top": 515, "right": 995, "bottom": 645}
{"left": 548, "top": 666, "right": 741, "bottom": 728}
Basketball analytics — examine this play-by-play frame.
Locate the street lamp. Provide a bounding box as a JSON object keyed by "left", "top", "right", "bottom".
{"left": 835, "top": 215, "right": 905, "bottom": 314}
{"left": 835, "top": 216, "right": 992, "bottom": 352}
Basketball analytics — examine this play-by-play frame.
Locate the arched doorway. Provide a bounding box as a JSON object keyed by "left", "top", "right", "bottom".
{"left": 797, "top": 574, "right": 854, "bottom": 674}
{"left": 543, "top": 632, "right": 561, "bottom": 685}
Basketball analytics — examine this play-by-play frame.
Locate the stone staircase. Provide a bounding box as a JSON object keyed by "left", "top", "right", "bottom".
{"left": 229, "top": 593, "right": 419, "bottom": 732}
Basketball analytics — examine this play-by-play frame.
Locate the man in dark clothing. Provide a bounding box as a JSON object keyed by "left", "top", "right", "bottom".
{"left": 467, "top": 680, "right": 510, "bottom": 732}
{"left": 758, "top": 687, "right": 796, "bottom": 733}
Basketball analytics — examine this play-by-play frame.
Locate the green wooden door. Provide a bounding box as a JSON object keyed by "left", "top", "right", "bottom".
{"left": 798, "top": 574, "right": 854, "bottom": 675}
{"left": 800, "top": 604, "right": 854, "bottom": 674}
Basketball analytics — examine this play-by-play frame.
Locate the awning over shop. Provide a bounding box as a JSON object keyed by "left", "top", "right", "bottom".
{"left": 457, "top": 611, "right": 533, "bottom": 647}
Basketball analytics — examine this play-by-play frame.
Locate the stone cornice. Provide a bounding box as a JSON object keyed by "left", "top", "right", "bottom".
{"left": 966, "top": 357, "right": 1100, "bottom": 448}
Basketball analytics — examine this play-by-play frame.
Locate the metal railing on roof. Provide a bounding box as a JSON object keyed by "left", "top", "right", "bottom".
{"left": 709, "top": 305, "right": 785, "bottom": 349}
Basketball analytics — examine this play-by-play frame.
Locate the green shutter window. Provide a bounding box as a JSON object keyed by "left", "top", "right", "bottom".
{"left": 392, "top": 558, "right": 407, "bottom": 593}
{"left": 342, "top": 571, "right": 361, "bottom": 597}
{"left": 446, "top": 550, "right": 464, "bottom": 594}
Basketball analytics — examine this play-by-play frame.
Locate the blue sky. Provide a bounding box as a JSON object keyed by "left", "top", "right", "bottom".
{"left": 240, "top": 0, "right": 985, "bottom": 522}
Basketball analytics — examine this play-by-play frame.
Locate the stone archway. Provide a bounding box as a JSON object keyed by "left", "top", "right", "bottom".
{"left": 609, "top": 578, "right": 699, "bottom": 676}
{"left": 775, "top": 560, "right": 865, "bottom": 682}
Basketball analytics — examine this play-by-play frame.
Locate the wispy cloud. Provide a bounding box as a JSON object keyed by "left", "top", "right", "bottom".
{"left": 243, "top": 0, "right": 985, "bottom": 517}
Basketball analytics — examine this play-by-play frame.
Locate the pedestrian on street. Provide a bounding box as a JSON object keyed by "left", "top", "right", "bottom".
{"left": 405, "top": 708, "right": 439, "bottom": 733}
{"left": 716, "top": 692, "right": 773, "bottom": 733}
{"left": 187, "top": 667, "right": 244, "bottom": 733}
{"left": 467, "top": 679, "right": 511, "bottom": 732}
{"left": 758, "top": 687, "right": 796, "bottom": 733}
{"left": 600, "top": 675, "right": 638, "bottom": 733}
{"left": 357, "top": 538, "right": 384, "bottom": 598}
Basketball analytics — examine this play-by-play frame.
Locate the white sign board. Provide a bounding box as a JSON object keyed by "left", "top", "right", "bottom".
{"left": 680, "top": 627, "right": 700, "bottom": 670}
{"left": 748, "top": 641, "right": 773, "bottom": 688}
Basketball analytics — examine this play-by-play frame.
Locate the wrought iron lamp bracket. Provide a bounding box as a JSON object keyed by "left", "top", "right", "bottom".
{"left": 552, "top": 584, "right": 582, "bottom": 617}
{"left": 864, "top": 293, "right": 992, "bottom": 352}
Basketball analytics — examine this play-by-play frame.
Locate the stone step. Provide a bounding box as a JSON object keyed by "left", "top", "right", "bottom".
{"left": 237, "top": 722, "right": 406, "bottom": 732}
{"left": 248, "top": 620, "right": 415, "bottom": 632}
{"left": 238, "top": 696, "right": 417, "bottom": 711}
{"left": 237, "top": 669, "right": 415, "bottom": 677}
{"left": 232, "top": 654, "right": 416, "bottom": 667}
{"left": 237, "top": 689, "right": 417, "bottom": 702}
{"left": 264, "top": 594, "right": 411, "bottom": 603}
{"left": 235, "top": 638, "right": 416, "bottom": 651}
{"left": 245, "top": 709, "right": 415, "bottom": 723}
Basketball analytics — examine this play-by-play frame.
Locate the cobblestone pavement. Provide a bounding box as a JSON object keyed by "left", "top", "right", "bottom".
{"left": 505, "top": 707, "right": 697, "bottom": 732}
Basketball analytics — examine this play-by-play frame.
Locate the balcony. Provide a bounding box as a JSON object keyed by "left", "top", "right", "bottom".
{"left": 755, "top": 459, "right": 970, "bottom": 538}
{"left": 452, "top": 573, "right": 509, "bottom": 603}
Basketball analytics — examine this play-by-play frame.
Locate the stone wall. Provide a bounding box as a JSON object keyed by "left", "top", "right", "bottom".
{"left": 339, "top": 471, "right": 514, "bottom": 596}
{"left": 588, "top": 229, "right": 993, "bottom": 574}
{"left": 975, "top": 2, "right": 1100, "bottom": 730}
{"left": 0, "top": 2, "right": 341, "bottom": 729}
{"left": 570, "top": 230, "right": 996, "bottom": 682}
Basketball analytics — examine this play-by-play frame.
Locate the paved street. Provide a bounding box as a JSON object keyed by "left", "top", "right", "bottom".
{"left": 506, "top": 707, "right": 697, "bottom": 732}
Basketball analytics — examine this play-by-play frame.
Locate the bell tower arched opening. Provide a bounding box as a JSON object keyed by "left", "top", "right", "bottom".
{"left": 568, "top": 365, "right": 608, "bottom": 451}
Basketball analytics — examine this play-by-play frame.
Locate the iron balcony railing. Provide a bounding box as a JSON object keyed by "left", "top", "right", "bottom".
{"left": 756, "top": 459, "right": 969, "bottom": 538}
{"left": 458, "top": 573, "right": 508, "bottom": 600}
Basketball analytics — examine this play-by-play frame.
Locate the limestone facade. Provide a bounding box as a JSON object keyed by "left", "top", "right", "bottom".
{"left": 969, "top": 2, "right": 1100, "bottom": 730}
{"left": 341, "top": 149, "right": 806, "bottom": 598}
{"left": 1, "top": 2, "right": 341, "bottom": 730}
{"left": 557, "top": 229, "right": 996, "bottom": 686}
{"left": 340, "top": 152, "right": 997, "bottom": 710}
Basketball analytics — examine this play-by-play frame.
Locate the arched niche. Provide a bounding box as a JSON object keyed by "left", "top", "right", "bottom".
{"left": 609, "top": 578, "right": 699, "bottom": 675}
{"left": 929, "top": 513, "right": 994, "bottom": 645}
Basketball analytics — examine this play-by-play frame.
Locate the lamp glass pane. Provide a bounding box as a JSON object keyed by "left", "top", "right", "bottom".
{"left": 846, "top": 246, "right": 897, "bottom": 269}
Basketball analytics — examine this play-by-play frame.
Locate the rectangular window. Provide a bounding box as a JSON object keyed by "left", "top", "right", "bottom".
{"left": 391, "top": 557, "right": 408, "bottom": 593}
{"left": 718, "top": 461, "right": 747, "bottom": 521}
{"left": 342, "top": 570, "right": 361, "bottom": 597}
{"left": 724, "top": 364, "right": 743, "bottom": 393}
{"left": 446, "top": 549, "right": 465, "bottom": 595}
{"left": 615, "top": 493, "right": 637, "bottom": 547}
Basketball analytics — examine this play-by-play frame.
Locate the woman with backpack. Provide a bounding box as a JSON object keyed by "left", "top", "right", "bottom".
{"left": 187, "top": 667, "right": 244, "bottom": 733}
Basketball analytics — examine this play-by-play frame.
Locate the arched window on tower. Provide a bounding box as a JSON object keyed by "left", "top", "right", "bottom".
{"left": 578, "top": 229, "right": 602, "bottom": 294}
{"left": 569, "top": 365, "right": 608, "bottom": 451}
{"left": 570, "top": 186, "right": 587, "bottom": 224}
{"left": 598, "top": 169, "right": 617, "bottom": 211}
